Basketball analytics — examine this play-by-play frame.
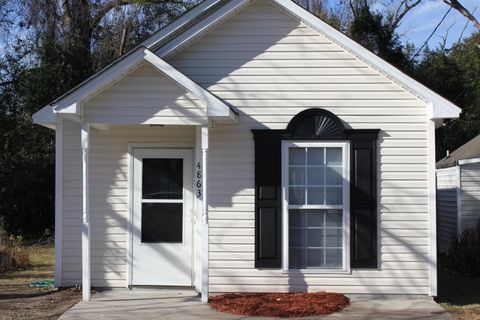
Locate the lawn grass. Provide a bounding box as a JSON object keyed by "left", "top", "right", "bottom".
{"left": 0, "top": 243, "right": 55, "bottom": 287}
{"left": 23, "top": 244, "right": 55, "bottom": 268}
{"left": 436, "top": 264, "right": 480, "bottom": 320}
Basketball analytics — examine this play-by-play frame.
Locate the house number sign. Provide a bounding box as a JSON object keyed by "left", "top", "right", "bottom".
{"left": 196, "top": 161, "right": 202, "bottom": 198}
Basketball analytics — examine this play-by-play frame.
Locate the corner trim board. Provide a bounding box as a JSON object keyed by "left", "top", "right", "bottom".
{"left": 427, "top": 111, "right": 438, "bottom": 296}
{"left": 54, "top": 115, "right": 63, "bottom": 287}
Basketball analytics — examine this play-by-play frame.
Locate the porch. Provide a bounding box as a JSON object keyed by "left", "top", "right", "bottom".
{"left": 39, "top": 47, "right": 238, "bottom": 302}
{"left": 58, "top": 289, "right": 452, "bottom": 320}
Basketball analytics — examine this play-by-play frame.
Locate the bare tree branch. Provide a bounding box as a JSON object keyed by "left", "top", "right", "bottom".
{"left": 439, "top": 21, "right": 455, "bottom": 53}
{"left": 457, "top": 6, "right": 477, "bottom": 44}
{"left": 387, "top": 0, "right": 421, "bottom": 32}
{"left": 91, "top": 0, "right": 138, "bottom": 31}
{"left": 411, "top": 6, "right": 453, "bottom": 61}
{"left": 444, "top": 0, "right": 480, "bottom": 31}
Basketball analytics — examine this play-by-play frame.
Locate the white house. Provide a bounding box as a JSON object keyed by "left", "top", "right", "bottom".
{"left": 436, "top": 135, "right": 480, "bottom": 253}
{"left": 33, "top": 0, "right": 461, "bottom": 302}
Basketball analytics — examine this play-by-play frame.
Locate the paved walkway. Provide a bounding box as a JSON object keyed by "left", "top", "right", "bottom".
{"left": 59, "top": 290, "right": 453, "bottom": 320}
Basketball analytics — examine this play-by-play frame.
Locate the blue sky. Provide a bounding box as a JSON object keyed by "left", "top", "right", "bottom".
{"left": 391, "top": 0, "right": 477, "bottom": 49}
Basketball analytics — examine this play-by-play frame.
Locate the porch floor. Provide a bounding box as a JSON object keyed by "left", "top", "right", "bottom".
{"left": 58, "top": 289, "right": 453, "bottom": 320}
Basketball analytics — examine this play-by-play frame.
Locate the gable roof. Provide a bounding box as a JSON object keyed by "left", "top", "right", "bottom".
{"left": 437, "top": 135, "right": 480, "bottom": 169}
{"left": 154, "top": 0, "right": 461, "bottom": 119}
{"left": 33, "top": 45, "right": 237, "bottom": 125}
{"left": 34, "top": 0, "right": 461, "bottom": 129}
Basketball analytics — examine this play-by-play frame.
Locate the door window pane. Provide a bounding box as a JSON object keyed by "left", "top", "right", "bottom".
{"left": 141, "top": 203, "right": 183, "bottom": 243}
{"left": 142, "top": 159, "right": 183, "bottom": 199}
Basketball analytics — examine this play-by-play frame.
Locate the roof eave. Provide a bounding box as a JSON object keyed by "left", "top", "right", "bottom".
{"left": 32, "top": 105, "right": 56, "bottom": 130}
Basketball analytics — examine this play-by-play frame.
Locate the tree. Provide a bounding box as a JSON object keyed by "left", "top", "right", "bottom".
{"left": 0, "top": 0, "right": 196, "bottom": 238}
{"left": 414, "top": 33, "right": 480, "bottom": 159}
{"left": 347, "top": 1, "right": 414, "bottom": 69}
{"left": 20, "top": 0, "right": 197, "bottom": 86}
{"left": 443, "top": 0, "right": 480, "bottom": 31}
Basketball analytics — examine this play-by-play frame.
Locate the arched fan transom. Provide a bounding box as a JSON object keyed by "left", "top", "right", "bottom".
{"left": 286, "top": 108, "right": 346, "bottom": 140}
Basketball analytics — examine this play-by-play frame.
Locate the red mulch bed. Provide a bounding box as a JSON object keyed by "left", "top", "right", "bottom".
{"left": 209, "top": 292, "right": 349, "bottom": 318}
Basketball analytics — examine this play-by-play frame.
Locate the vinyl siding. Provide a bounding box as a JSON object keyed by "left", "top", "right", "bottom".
{"left": 61, "top": 120, "right": 195, "bottom": 287}
{"left": 83, "top": 64, "right": 207, "bottom": 125}
{"left": 61, "top": 119, "right": 82, "bottom": 286}
{"left": 460, "top": 163, "right": 480, "bottom": 231}
{"left": 169, "top": 0, "right": 430, "bottom": 294}
{"left": 436, "top": 167, "right": 459, "bottom": 253}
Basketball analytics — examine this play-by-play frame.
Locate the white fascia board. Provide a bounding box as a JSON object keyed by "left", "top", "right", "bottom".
{"left": 436, "top": 166, "right": 458, "bottom": 175}
{"left": 52, "top": 48, "right": 147, "bottom": 114}
{"left": 458, "top": 158, "right": 480, "bottom": 166}
{"left": 143, "top": 0, "right": 224, "bottom": 50}
{"left": 269, "top": 0, "right": 461, "bottom": 120}
{"left": 32, "top": 105, "right": 56, "bottom": 129}
{"left": 156, "top": 0, "right": 253, "bottom": 59}
{"left": 144, "top": 49, "right": 237, "bottom": 122}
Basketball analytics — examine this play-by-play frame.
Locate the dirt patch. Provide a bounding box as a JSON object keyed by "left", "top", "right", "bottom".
{"left": 209, "top": 292, "right": 349, "bottom": 318}
{"left": 0, "top": 287, "right": 81, "bottom": 320}
{"left": 0, "top": 244, "right": 81, "bottom": 320}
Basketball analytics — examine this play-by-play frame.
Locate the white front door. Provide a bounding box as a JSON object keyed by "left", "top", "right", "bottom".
{"left": 131, "top": 149, "right": 193, "bottom": 286}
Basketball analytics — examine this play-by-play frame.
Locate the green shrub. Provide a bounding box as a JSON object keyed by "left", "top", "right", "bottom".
{"left": 446, "top": 220, "right": 480, "bottom": 276}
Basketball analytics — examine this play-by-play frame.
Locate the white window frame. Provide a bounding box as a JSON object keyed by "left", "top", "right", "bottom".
{"left": 281, "top": 141, "right": 350, "bottom": 273}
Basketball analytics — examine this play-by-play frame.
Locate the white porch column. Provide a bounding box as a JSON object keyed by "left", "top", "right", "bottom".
{"left": 201, "top": 125, "right": 209, "bottom": 303}
{"left": 81, "top": 123, "right": 91, "bottom": 301}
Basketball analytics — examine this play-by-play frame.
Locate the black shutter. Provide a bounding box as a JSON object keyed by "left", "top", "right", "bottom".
{"left": 347, "top": 130, "right": 380, "bottom": 268}
{"left": 252, "top": 130, "right": 282, "bottom": 268}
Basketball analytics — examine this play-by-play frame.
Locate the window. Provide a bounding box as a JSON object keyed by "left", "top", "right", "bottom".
{"left": 282, "top": 142, "right": 349, "bottom": 271}
{"left": 141, "top": 158, "right": 184, "bottom": 243}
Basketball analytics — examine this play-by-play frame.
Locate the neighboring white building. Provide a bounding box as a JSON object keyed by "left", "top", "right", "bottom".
{"left": 33, "top": 0, "right": 461, "bottom": 302}
{"left": 436, "top": 135, "right": 480, "bottom": 253}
